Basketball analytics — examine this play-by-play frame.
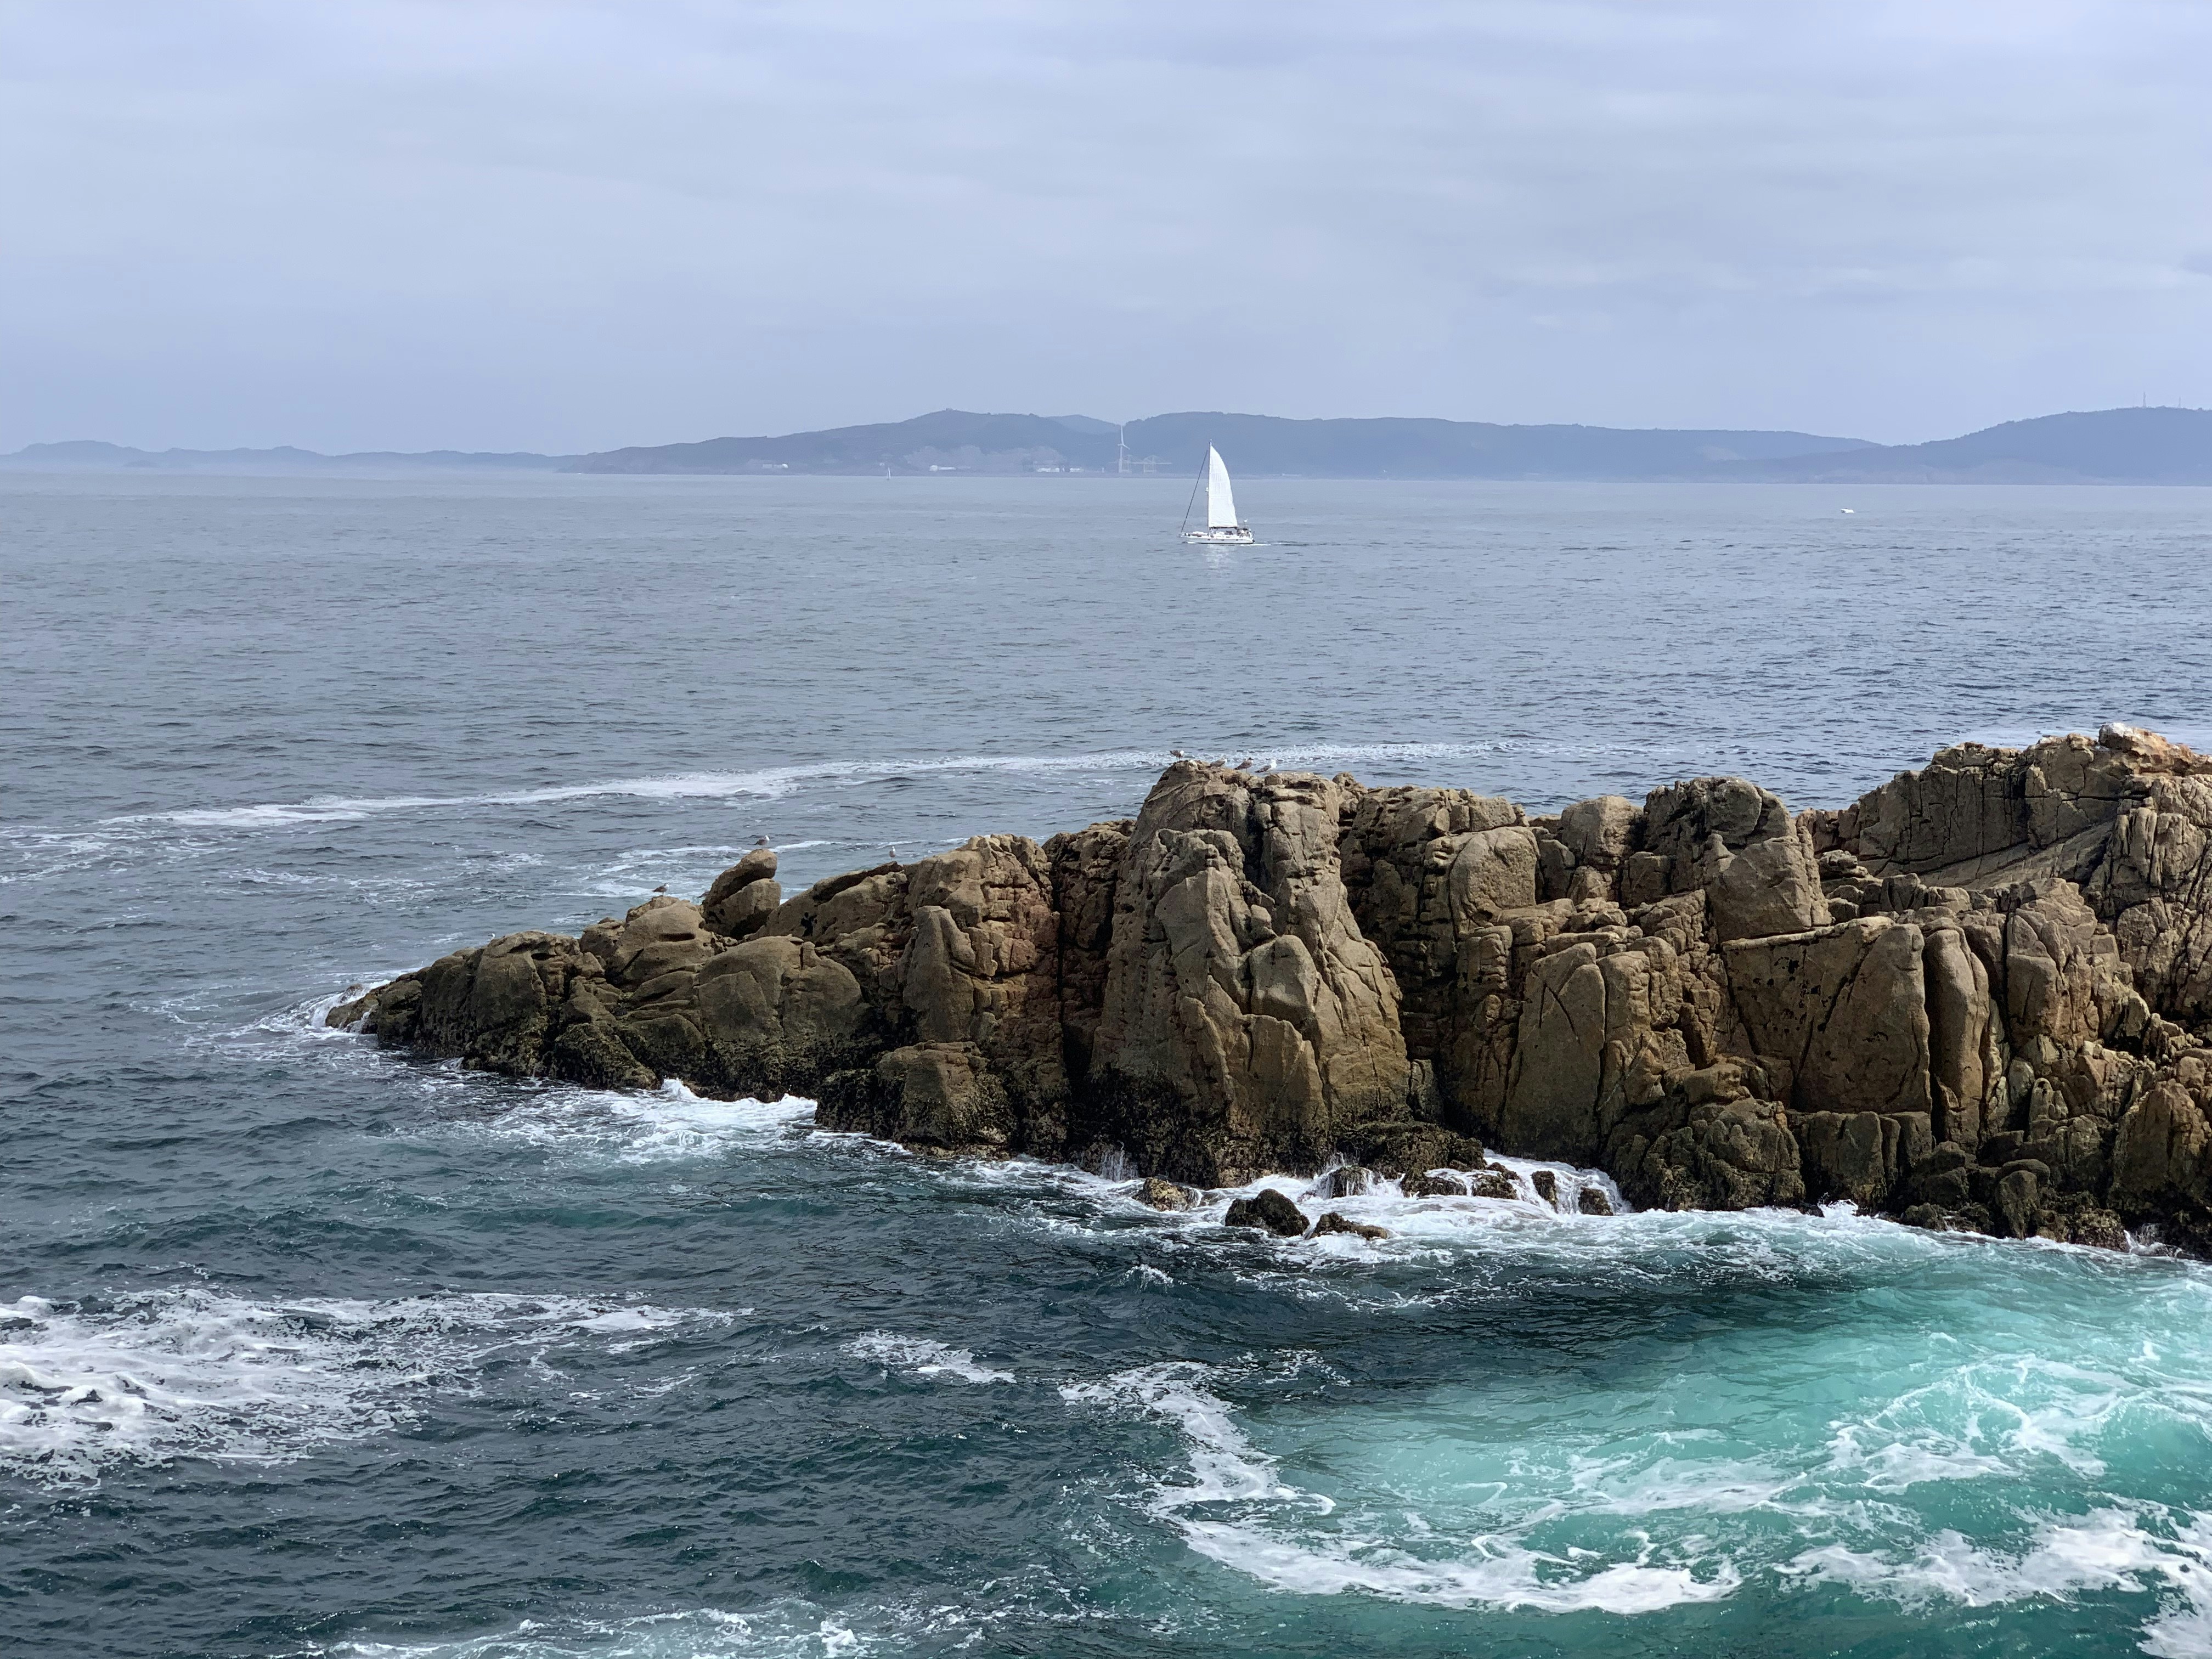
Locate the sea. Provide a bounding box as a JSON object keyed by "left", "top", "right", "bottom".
{"left": 6, "top": 471, "right": 2212, "bottom": 1659}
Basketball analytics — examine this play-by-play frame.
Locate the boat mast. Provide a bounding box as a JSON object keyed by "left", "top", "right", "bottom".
{"left": 1178, "top": 449, "right": 1205, "bottom": 535}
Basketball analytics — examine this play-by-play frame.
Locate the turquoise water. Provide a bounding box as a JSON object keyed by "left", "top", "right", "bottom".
{"left": 5, "top": 473, "right": 2212, "bottom": 1657}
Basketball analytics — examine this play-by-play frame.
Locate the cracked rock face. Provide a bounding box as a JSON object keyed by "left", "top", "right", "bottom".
{"left": 331, "top": 726, "right": 2212, "bottom": 1254}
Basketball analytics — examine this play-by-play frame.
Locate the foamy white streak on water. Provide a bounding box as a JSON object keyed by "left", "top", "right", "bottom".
{"left": 0, "top": 1289, "right": 733, "bottom": 1482}
{"left": 108, "top": 740, "right": 1555, "bottom": 831}
{"left": 845, "top": 1332, "right": 1013, "bottom": 1385}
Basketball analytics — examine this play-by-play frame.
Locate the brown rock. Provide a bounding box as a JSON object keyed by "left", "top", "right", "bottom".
{"left": 1996, "top": 1166, "right": 2040, "bottom": 1238}
{"left": 702, "top": 848, "right": 779, "bottom": 935}
{"left": 1311, "top": 1210, "right": 1390, "bottom": 1241}
{"left": 1223, "top": 1187, "right": 1307, "bottom": 1236}
{"left": 326, "top": 729, "right": 2212, "bottom": 1258}
{"left": 1136, "top": 1176, "right": 1199, "bottom": 1210}
{"left": 1401, "top": 1171, "right": 1472, "bottom": 1197}
{"left": 1090, "top": 764, "right": 1412, "bottom": 1182}
{"left": 695, "top": 934, "right": 867, "bottom": 1097}
{"left": 1469, "top": 1166, "right": 1521, "bottom": 1199}
{"left": 1726, "top": 917, "right": 1933, "bottom": 1119}
{"left": 1313, "top": 1165, "right": 1379, "bottom": 1199}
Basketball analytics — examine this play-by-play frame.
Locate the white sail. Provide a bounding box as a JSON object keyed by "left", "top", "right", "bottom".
{"left": 1206, "top": 447, "right": 1240, "bottom": 528}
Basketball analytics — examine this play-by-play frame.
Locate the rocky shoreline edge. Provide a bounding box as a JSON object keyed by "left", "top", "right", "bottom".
{"left": 331, "top": 726, "right": 2212, "bottom": 1255}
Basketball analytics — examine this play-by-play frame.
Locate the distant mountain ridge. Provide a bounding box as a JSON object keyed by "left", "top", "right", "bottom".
{"left": 568, "top": 408, "right": 1876, "bottom": 478}
{"left": 1, "top": 439, "right": 574, "bottom": 473}
{"left": 1720, "top": 407, "right": 2212, "bottom": 484}
{"left": 7, "top": 406, "right": 2207, "bottom": 482}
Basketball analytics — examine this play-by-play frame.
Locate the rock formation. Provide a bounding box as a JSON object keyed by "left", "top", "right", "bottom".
{"left": 331, "top": 726, "right": 2212, "bottom": 1252}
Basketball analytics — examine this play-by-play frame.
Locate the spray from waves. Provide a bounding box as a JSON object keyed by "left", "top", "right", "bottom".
{"left": 417, "top": 1076, "right": 819, "bottom": 1164}
{"left": 102, "top": 739, "right": 1558, "bottom": 832}
{"left": 1061, "top": 1362, "right": 1741, "bottom": 1615}
{"left": 0, "top": 1289, "right": 736, "bottom": 1483}
{"left": 845, "top": 1331, "right": 1013, "bottom": 1385}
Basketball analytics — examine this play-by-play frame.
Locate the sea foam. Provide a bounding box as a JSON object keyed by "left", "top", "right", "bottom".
{"left": 0, "top": 1289, "right": 733, "bottom": 1482}
{"left": 109, "top": 738, "right": 1553, "bottom": 834}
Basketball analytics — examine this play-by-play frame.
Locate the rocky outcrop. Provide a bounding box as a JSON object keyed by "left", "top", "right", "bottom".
{"left": 332, "top": 726, "right": 2212, "bottom": 1253}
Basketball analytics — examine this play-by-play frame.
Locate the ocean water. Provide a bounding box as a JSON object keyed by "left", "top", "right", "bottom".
{"left": 6, "top": 471, "right": 2212, "bottom": 1658}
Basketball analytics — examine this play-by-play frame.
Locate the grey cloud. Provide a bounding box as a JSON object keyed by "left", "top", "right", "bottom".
{"left": 3, "top": 0, "right": 2209, "bottom": 449}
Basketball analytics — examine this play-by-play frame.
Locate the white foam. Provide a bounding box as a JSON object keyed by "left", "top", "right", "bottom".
{"left": 845, "top": 1331, "right": 1013, "bottom": 1385}
{"left": 320, "top": 1602, "right": 876, "bottom": 1658}
{"left": 1062, "top": 1362, "right": 1738, "bottom": 1613}
{"left": 1821, "top": 1353, "right": 2126, "bottom": 1490}
{"left": 109, "top": 740, "right": 1548, "bottom": 833}
{"left": 425, "top": 1077, "right": 816, "bottom": 1164}
{"left": 1783, "top": 1505, "right": 2212, "bottom": 1619}
{"left": 1180, "top": 1522, "right": 1743, "bottom": 1615}
{"left": 0, "top": 1289, "right": 733, "bottom": 1482}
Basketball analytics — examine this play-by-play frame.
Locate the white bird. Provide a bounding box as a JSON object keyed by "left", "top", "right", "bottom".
{"left": 754, "top": 835, "right": 770, "bottom": 847}
{"left": 1170, "top": 748, "right": 1186, "bottom": 758}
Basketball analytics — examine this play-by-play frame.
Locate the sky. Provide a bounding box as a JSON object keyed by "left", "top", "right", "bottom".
{"left": 5, "top": 0, "right": 2210, "bottom": 452}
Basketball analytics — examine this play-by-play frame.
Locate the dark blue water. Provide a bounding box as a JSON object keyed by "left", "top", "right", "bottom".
{"left": 7, "top": 472, "right": 2212, "bottom": 1658}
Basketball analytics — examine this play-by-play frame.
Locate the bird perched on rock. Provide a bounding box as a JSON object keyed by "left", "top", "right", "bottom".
{"left": 753, "top": 836, "right": 770, "bottom": 848}
{"left": 1170, "top": 749, "right": 1186, "bottom": 758}
{"left": 652, "top": 884, "right": 668, "bottom": 894}
{"left": 1236, "top": 757, "right": 1254, "bottom": 769}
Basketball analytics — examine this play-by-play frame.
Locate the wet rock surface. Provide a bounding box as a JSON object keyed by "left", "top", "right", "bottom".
{"left": 334, "top": 728, "right": 2212, "bottom": 1252}
{"left": 1223, "top": 1187, "right": 1307, "bottom": 1236}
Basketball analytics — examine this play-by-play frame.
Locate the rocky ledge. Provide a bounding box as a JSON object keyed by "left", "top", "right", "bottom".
{"left": 331, "top": 726, "right": 2212, "bottom": 1252}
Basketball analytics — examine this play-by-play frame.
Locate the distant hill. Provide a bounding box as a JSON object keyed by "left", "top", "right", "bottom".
{"left": 0, "top": 440, "right": 573, "bottom": 473}
{"left": 1723, "top": 407, "right": 2212, "bottom": 484}
{"left": 570, "top": 410, "right": 1121, "bottom": 476}
{"left": 567, "top": 408, "right": 1874, "bottom": 478}
{"left": 11, "top": 405, "right": 2207, "bottom": 481}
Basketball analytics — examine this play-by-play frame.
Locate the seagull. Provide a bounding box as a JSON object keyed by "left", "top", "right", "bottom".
{"left": 1170, "top": 749, "right": 1186, "bottom": 758}
{"left": 754, "top": 836, "right": 770, "bottom": 847}
{"left": 1236, "top": 757, "right": 1254, "bottom": 769}
{"left": 652, "top": 884, "right": 669, "bottom": 894}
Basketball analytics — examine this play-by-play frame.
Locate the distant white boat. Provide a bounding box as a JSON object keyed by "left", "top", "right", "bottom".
{"left": 1182, "top": 447, "right": 1254, "bottom": 545}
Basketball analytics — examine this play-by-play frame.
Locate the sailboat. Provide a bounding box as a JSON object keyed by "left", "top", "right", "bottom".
{"left": 1181, "top": 447, "right": 1254, "bottom": 545}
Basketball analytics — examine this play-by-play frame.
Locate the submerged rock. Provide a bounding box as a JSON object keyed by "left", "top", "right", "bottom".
{"left": 331, "top": 728, "right": 2212, "bottom": 1254}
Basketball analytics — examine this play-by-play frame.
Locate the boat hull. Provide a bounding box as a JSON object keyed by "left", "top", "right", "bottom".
{"left": 1183, "top": 527, "right": 1254, "bottom": 545}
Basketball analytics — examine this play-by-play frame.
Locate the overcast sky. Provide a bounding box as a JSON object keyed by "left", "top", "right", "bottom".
{"left": 5, "top": 1, "right": 2210, "bottom": 451}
